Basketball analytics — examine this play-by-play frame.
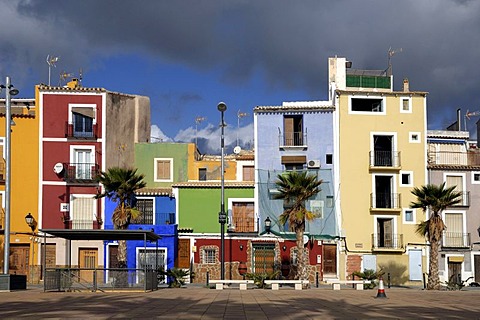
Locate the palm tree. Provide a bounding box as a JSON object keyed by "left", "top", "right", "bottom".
{"left": 410, "top": 182, "right": 462, "bottom": 290}
{"left": 95, "top": 167, "right": 146, "bottom": 268}
{"left": 274, "top": 171, "right": 322, "bottom": 282}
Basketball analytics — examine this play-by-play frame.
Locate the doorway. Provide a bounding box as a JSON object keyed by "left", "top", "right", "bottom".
{"left": 409, "top": 249, "right": 423, "bottom": 281}
{"left": 79, "top": 248, "right": 98, "bottom": 282}
{"left": 252, "top": 243, "right": 275, "bottom": 274}
{"left": 9, "top": 244, "right": 30, "bottom": 276}
{"left": 323, "top": 244, "right": 337, "bottom": 275}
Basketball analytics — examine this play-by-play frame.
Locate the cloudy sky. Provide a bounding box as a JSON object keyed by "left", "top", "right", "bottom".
{"left": 1, "top": 0, "right": 479, "bottom": 153}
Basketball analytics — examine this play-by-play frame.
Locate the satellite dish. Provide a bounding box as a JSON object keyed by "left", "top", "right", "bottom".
{"left": 303, "top": 235, "right": 309, "bottom": 245}
{"left": 233, "top": 146, "right": 242, "bottom": 154}
{"left": 53, "top": 162, "right": 64, "bottom": 174}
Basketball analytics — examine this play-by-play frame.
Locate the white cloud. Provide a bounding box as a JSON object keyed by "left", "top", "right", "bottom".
{"left": 150, "top": 125, "right": 172, "bottom": 143}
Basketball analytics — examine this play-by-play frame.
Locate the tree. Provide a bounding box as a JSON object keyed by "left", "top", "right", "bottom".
{"left": 95, "top": 167, "right": 146, "bottom": 268}
{"left": 410, "top": 182, "right": 462, "bottom": 290}
{"left": 274, "top": 171, "right": 322, "bottom": 282}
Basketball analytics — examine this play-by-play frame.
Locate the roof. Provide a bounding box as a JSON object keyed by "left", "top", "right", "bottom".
{"left": 37, "top": 84, "right": 137, "bottom": 98}
{"left": 40, "top": 229, "right": 161, "bottom": 241}
{"left": 336, "top": 89, "right": 428, "bottom": 96}
{"left": 254, "top": 103, "right": 334, "bottom": 113}
{"left": 427, "top": 130, "right": 470, "bottom": 139}
{"left": 172, "top": 181, "right": 254, "bottom": 188}
{"left": 135, "top": 187, "right": 173, "bottom": 197}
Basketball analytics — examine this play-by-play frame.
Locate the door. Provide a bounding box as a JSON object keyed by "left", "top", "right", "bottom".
{"left": 79, "top": 248, "right": 98, "bottom": 282}
{"left": 474, "top": 255, "right": 480, "bottom": 283}
{"left": 252, "top": 244, "right": 275, "bottom": 274}
{"left": 177, "top": 239, "right": 190, "bottom": 269}
{"left": 377, "top": 218, "right": 393, "bottom": 248}
{"left": 448, "top": 261, "right": 462, "bottom": 284}
{"left": 409, "top": 249, "right": 423, "bottom": 281}
{"left": 323, "top": 244, "right": 337, "bottom": 275}
{"left": 40, "top": 244, "right": 56, "bottom": 280}
{"left": 108, "top": 245, "right": 119, "bottom": 283}
{"left": 375, "top": 176, "right": 393, "bottom": 208}
{"left": 9, "top": 245, "right": 29, "bottom": 276}
{"left": 373, "top": 135, "right": 393, "bottom": 166}
{"left": 75, "top": 149, "right": 92, "bottom": 179}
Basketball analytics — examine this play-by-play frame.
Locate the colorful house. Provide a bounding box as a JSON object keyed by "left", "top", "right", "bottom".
{"left": 254, "top": 99, "right": 339, "bottom": 282}
{"left": 0, "top": 98, "right": 38, "bottom": 282}
{"left": 331, "top": 57, "right": 428, "bottom": 284}
{"left": 37, "top": 79, "right": 150, "bottom": 277}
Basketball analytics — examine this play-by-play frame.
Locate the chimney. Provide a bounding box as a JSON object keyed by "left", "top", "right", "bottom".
{"left": 403, "top": 78, "right": 409, "bottom": 92}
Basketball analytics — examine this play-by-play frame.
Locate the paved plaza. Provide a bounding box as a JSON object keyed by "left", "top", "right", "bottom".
{"left": 1, "top": 285, "right": 480, "bottom": 319}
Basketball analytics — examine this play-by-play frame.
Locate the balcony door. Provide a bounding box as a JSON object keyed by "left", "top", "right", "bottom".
{"left": 445, "top": 175, "right": 465, "bottom": 205}
{"left": 377, "top": 218, "right": 393, "bottom": 248}
{"left": 375, "top": 175, "right": 393, "bottom": 208}
{"left": 75, "top": 149, "right": 92, "bottom": 179}
{"left": 373, "top": 135, "right": 393, "bottom": 166}
{"left": 284, "top": 115, "right": 303, "bottom": 146}
{"left": 444, "top": 212, "right": 464, "bottom": 247}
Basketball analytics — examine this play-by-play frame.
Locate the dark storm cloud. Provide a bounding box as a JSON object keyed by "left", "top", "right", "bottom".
{"left": 4, "top": 0, "right": 480, "bottom": 131}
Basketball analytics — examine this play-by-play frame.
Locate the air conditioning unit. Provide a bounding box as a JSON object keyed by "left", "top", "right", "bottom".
{"left": 307, "top": 160, "right": 321, "bottom": 168}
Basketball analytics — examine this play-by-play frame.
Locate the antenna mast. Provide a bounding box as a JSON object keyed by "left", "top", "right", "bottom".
{"left": 46, "top": 55, "right": 59, "bottom": 86}
{"left": 237, "top": 110, "right": 248, "bottom": 147}
{"left": 387, "top": 47, "right": 402, "bottom": 76}
{"left": 195, "top": 116, "right": 206, "bottom": 147}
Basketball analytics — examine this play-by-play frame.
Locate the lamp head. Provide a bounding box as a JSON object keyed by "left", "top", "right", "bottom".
{"left": 25, "top": 212, "right": 35, "bottom": 230}
{"left": 9, "top": 88, "right": 19, "bottom": 96}
{"left": 217, "top": 102, "right": 227, "bottom": 112}
{"left": 265, "top": 216, "right": 271, "bottom": 233}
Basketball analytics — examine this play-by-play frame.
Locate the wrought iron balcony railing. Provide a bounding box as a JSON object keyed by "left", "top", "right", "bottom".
{"left": 130, "top": 212, "right": 176, "bottom": 225}
{"left": 63, "top": 163, "right": 100, "bottom": 183}
{"left": 451, "top": 191, "right": 470, "bottom": 207}
{"left": 369, "top": 151, "right": 401, "bottom": 168}
{"left": 442, "top": 232, "right": 470, "bottom": 248}
{"left": 279, "top": 130, "right": 308, "bottom": 147}
{"left": 65, "top": 122, "right": 98, "bottom": 139}
{"left": 372, "top": 233, "right": 404, "bottom": 250}
{"left": 370, "top": 193, "right": 401, "bottom": 210}
{"left": 228, "top": 216, "right": 255, "bottom": 233}
{"left": 64, "top": 219, "right": 102, "bottom": 230}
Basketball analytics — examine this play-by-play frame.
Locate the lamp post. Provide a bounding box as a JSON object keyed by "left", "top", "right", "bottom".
{"left": 1, "top": 77, "right": 19, "bottom": 275}
{"left": 217, "top": 102, "right": 227, "bottom": 280}
{"left": 25, "top": 213, "right": 36, "bottom": 283}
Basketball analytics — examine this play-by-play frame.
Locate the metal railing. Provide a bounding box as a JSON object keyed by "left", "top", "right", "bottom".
{"left": 442, "top": 232, "right": 470, "bottom": 248}
{"left": 65, "top": 122, "right": 98, "bottom": 139}
{"left": 229, "top": 217, "right": 255, "bottom": 233}
{"left": 63, "top": 219, "right": 102, "bottom": 230}
{"left": 44, "top": 267, "right": 158, "bottom": 292}
{"left": 279, "top": 131, "right": 308, "bottom": 147}
{"left": 63, "top": 163, "right": 100, "bottom": 183}
{"left": 372, "top": 233, "right": 403, "bottom": 249}
{"left": 370, "top": 193, "right": 401, "bottom": 209}
{"left": 451, "top": 191, "right": 470, "bottom": 207}
{"left": 369, "top": 151, "right": 401, "bottom": 167}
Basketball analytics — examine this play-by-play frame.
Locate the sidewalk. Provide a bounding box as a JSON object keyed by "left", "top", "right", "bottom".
{"left": 1, "top": 285, "right": 479, "bottom": 319}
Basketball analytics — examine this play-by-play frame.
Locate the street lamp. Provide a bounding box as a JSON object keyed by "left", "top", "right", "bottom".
{"left": 265, "top": 217, "right": 272, "bottom": 234}
{"left": 25, "top": 212, "right": 36, "bottom": 284}
{"left": 0, "top": 77, "right": 19, "bottom": 275}
{"left": 25, "top": 213, "right": 35, "bottom": 231}
{"left": 217, "top": 102, "right": 227, "bottom": 280}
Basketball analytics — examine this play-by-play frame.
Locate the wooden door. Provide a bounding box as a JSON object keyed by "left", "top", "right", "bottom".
{"left": 252, "top": 244, "right": 275, "bottom": 274}
{"left": 9, "top": 245, "right": 29, "bottom": 276}
{"left": 448, "top": 262, "right": 462, "bottom": 284}
{"left": 323, "top": 244, "right": 336, "bottom": 274}
{"left": 475, "top": 255, "right": 480, "bottom": 283}
{"left": 177, "top": 239, "right": 190, "bottom": 268}
{"left": 79, "top": 248, "right": 98, "bottom": 282}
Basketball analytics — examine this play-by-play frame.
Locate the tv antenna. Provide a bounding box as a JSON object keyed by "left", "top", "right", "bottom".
{"left": 46, "top": 55, "right": 59, "bottom": 86}
{"left": 387, "top": 47, "right": 402, "bottom": 76}
{"left": 236, "top": 110, "right": 248, "bottom": 148}
{"left": 59, "top": 71, "right": 74, "bottom": 86}
{"left": 195, "top": 116, "right": 206, "bottom": 146}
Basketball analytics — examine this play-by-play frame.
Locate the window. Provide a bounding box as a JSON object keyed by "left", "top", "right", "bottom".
{"left": 283, "top": 115, "right": 303, "bottom": 146}
{"left": 242, "top": 165, "right": 254, "bottom": 181}
{"left": 400, "top": 171, "right": 413, "bottom": 187}
{"left": 409, "top": 132, "right": 421, "bottom": 143}
{"left": 70, "top": 195, "right": 96, "bottom": 229}
{"left": 445, "top": 174, "right": 466, "bottom": 206}
{"left": 231, "top": 202, "right": 255, "bottom": 232}
{"left": 351, "top": 97, "right": 384, "bottom": 113}
{"left": 326, "top": 196, "right": 334, "bottom": 208}
{"left": 74, "top": 148, "right": 94, "bottom": 179}
{"left": 403, "top": 209, "right": 415, "bottom": 224}
{"left": 308, "top": 200, "right": 324, "bottom": 219}
{"left": 137, "top": 248, "right": 166, "bottom": 283}
{"left": 444, "top": 212, "right": 466, "bottom": 247}
{"left": 285, "top": 163, "right": 304, "bottom": 171}
{"left": 69, "top": 104, "right": 96, "bottom": 138}
{"left": 472, "top": 172, "right": 480, "bottom": 184}
{"left": 373, "top": 175, "right": 397, "bottom": 209}
{"left": 326, "top": 154, "right": 333, "bottom": 165}
{"left": 372, "top": 134, "right": 396, "bottom": 167}
{"left": 198, "top": 168, "right": 207, "bottom": 181}
{"left": 202, "top": 248, "right": 216, "bottom": 264}
{"left": 154, "top": 158, "right": 173, "bottom": 182}
{"left": 132, "top": 198, "right": 154, "bottom": 224}
{"left": 375, "top": 217, "right": 396, "bottom": 248}
{"left": 400, "top": 98, "right": 411, "bottom": 113}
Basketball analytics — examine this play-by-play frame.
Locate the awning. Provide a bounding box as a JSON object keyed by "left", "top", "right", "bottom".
{"left": 448, "top": 256, "right": 464, "bottom": 263}
{"left": 281, "top": 155, "right": 306, "bottom": 164}
{"left": 72, "top": 107, "right": 95, "bottom": 118}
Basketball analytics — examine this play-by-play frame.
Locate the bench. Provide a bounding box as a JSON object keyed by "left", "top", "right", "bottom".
{"left": 325, "top": 279, "right": 371, "bottom": 290}
{"left": 209, "top": 279, "right": 253, "bottom": 290}
{"left": 264, "top": 280, "right": 309, "bottom": 290}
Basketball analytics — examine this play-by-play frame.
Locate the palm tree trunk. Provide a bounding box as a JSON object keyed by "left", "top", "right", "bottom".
{"left": 428, "top": 239, "right": 441, "bottom": 290}
{"left": 296, "top": 227, "right": 305, "bottom": 281}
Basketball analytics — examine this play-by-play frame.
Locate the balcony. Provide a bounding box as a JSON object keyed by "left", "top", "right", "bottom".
{"left": 228, "top": 216, "right": 255, "bottom": 233}
{"left": 131, "top": 212, "right": 176, "bottom": 225}
{"left": 279, "top": 130, "right": 308, "bottom": 149}
{"left": 65, "top": 122, "right": 98, "bottom": 140}
{"left": 442, "top": 232, "right": 470, "bottom": 248}
{"left": 63, "top": 163, "right": 100, "bottom": 183}
{"left": 65, "top": 219, "right": 102, "bottom": 230}
{"left": 427, "top": 151, "right": 480, "bottom": 167}
{"left": 451, "top": 191, "right": 470, "bottom": 207}
{"left": 369, "top": 151, "right": 401, "bottom": 169}
{"left": 370, "top": 193, "right": 401, "bottom": 212}
{"left": 372, "top": 233, "right": 404, "bottom": 251}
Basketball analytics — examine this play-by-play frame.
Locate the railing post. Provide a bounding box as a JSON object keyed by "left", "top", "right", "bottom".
{"left": 206, "top": 271, "right": 209, "bottom": 287}
{"left": 315, "top": 272, "right": 319, "bottom": 288}
{"left": 93, "top": 269, "right": 97, "bottom": 292}
{"left": 387, "top": 272, "right": 391, "bottom": 288}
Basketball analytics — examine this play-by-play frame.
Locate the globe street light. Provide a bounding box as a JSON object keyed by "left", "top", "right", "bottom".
{"left": 217, "top": 102, "right": 227, "bottom": 280}
{"left": 1, "top": 76, "right": 19, "bottom": 275}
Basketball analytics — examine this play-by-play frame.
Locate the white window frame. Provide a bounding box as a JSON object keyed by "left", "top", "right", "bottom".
{"left": 154, "top": 158, "right": 173, "bottom": 182}
{"left": 471, "top": 171, "right": 480, "bottom": 184}
{"left": 68, "top": 103, "right": 97, "bottom": 124}
{"left": 349, "top": 95, "right": 387, "bottom": 115}
{"left": 202, "top": 248, "right": 217, "bottom": 264}
{"left": 400, "top": 97, "right": 412, "bottom": 113}
{"left": 403, "top": 208, "right": 416, "bottom": 224}
{"left": 236, "top": 160, "right": 255, "bottom": 182}
{"left": 69, "top": 145, "right": 95, "bottom": 163}
{"left": 70, "top": 193, "right": 97, "bottom": 229}
{"left": 444, "top": 172, "right": 466, "bottom": 195}
{"left": 370, "top": 132, "right": 398, "bottom": 156}
{"left": 135, "top": 247, "right": 167, "bottom": 283}
{"left": 371, "top": 173, "right": 398, "bottom": 206}
{"left": 400, "top": 171, "right": 413, "bottom": 187}
{"left": 442, "top": 210, "right": 466, "bottom": 236}
{"left": 409, "top": 132, "right": 421, "bottom": 143}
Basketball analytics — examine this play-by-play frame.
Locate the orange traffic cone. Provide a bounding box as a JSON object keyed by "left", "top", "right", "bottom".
{"left": 375, "top": 277, "right": 387, "bottom": 298}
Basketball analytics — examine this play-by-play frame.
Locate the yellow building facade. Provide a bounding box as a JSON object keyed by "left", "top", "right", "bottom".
{"left": 0, "top": 97, "right": 39, "bottom": 283}
{"left": 331, "top": 57, "right": 428, "bottom": 285}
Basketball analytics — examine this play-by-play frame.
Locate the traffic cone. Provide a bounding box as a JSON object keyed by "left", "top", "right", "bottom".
{"left": 375, "top": 277, "right": 387, "bottom": 298}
